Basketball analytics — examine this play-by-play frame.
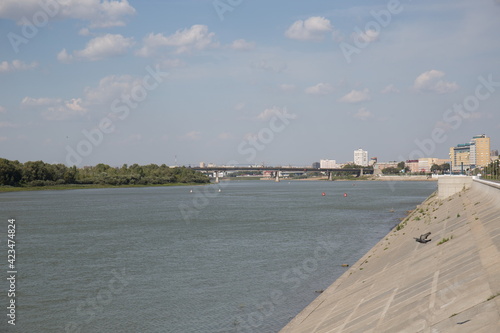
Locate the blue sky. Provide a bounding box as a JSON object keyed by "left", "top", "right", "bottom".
{"left": 1, "top": 0, "right": 499, "bottom": 167}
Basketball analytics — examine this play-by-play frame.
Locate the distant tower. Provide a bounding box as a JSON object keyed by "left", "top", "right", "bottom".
{"left": 354, "top": 149, "right": 369, "bottom": 166}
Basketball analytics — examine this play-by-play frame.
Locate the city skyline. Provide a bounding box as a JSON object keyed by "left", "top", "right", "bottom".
{"left": 1, "top": 0, "right": 500, "bottom": 167}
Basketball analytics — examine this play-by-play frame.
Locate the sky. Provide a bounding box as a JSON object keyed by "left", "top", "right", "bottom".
{"left": 0, "top": 0, "right": 499, "bottom": 167}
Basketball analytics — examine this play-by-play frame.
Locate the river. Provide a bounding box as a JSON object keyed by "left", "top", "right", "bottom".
{"left": 0, "top": 180, "right": 436, "bottom": 332}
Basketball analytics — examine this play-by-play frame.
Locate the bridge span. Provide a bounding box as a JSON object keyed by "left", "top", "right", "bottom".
{"left": 190, "top": 166, "right": 373, "bottom": 183}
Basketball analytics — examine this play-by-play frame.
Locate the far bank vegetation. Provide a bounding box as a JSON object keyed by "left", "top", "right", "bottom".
{"left": 0, "top": 158, "right": 210, "bottom": 188}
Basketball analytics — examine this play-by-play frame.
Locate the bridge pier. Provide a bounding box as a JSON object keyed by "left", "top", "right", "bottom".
{"left": 215, "top": 171, "right": 220, "bottom": 184}
{"left": 360, "top": 168, "right": 363, "bottom": 177}
{"left": 275, "top": 171, "right": 280, "bottom": 182}
{"left": 328, "top": 171, "right": 333, "bottom": 181}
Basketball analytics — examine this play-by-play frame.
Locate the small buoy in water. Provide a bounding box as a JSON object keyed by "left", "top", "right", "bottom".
{"left": 218, "top": 188, "right": 221, "bottom": 192}
{"left": 190, "top": 189, "right": 193, "bottom": 193}
{"left": 322, "top": 192, "right": 326, "bottom": 196}
{"left": 341, "top": 264, "right": 349, "bottom": 267}
{"left": 343, "top": 193, "right": 348, "bottom": 197}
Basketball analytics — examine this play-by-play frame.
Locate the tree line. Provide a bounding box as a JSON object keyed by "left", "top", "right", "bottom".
{"left": 381, "top": 162, "right": 451, "bottom": 175}
{"left": 483, "top": 159, "right": 500, "bottom": 181}
{"left": 0, "top": 158, "right": 210, "bottom": 187}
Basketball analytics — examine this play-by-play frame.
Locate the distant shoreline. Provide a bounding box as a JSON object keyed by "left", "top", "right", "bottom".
{"left": 1, "top": 176, "right": 438, "bottom": 193}
{"left": 250, "top": 175, "right": 437, "bottom": 182}
{"left": 0, "top": 182, "right": 205, "bottom": 193}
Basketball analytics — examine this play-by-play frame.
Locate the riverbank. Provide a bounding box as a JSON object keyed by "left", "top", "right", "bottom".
{"left": 280, "top": 178, "right": 500, "bottom": 332}
{"left": 0, "top": 182, "right": 205, "bottom": 193}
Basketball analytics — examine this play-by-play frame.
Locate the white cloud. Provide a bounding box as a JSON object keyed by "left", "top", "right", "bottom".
{"left": 250, "top": 59, "right": 287, "bottom": 73}
{"left": 181, "top": 131, "right": 202, "bottom": 141}
{"left": 159, "top": 58, "right": 185, "bottom": 69}
{"left": 257, "top": 106, "right": 297, "bottom": 121}
{"left": 413, "top": 70, "right": 459, "bottom": 94}
{"left": 230, "top": 39, "right": 255, "bottom": 51}
{"left": 218, "top": 132, "right": 232, "bottom": 140}
{"left": 279, "top": 84, "right": 296, "bottom": 92}
{"left": 351, "top": 29, "right": 379, "bottom": 43}
{"left": 339, "top": 89, "right": 371, "bottom": 103}
{"left": 0, "top": 60, "right": 38, "bottom": 73}
{"left": 21, "top": 97, "right": 62, "bottom": 107}
{"left": 84, "top": 74, "right": 140, "bottom": 105}
{"left": 354, "top": 107, "right": 373, "bottom": 120}
{"left": 380, "top": 84, "right": 400, "bottom": 94}
{"left": 137, "top": 25, "right": 217, "bottom": 56}
{"left": 20, "top": 74, "right": 144, "bottom": 121}
{"left": 305, "top": 83, "right": 335, "bottom": 95}
{"left": 22, "top": 97, "right": 87, "bottom": 120}
{"left": 57, "top": 49, "right": 73, "bottom": 64}
{"left": 128, "top": 133, "right": 142, "bottom": 141}
{"left": 285, "top": 16, "right": 334, "bottom": 41}
{"left": 234, "top": 102, "right": 245, "bottom": 111}
{"left": 79, "top": 28, "right": 91, "bottom": 36}
{"left": 0, "top": 0, "right": 136, "bottom": 28}
{"left": 0, "top": 121, "right": 15, "bottom": 128}
{"left": 58, "top": 34, "right": 134, "bottom": 62}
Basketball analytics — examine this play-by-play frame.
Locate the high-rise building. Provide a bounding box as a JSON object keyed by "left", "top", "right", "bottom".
{"left": 354, "top": 149, "right": 369, "bottom": 166}
{"left": 449, "top": 134, "right": 491, "bottom": 172}
{"left": 472, "top": 135, "right": 491, "bottom": 167}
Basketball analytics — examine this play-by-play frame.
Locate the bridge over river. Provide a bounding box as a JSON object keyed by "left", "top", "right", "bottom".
{"left": 190, "top": 166, "right": 373, "bottom": 182}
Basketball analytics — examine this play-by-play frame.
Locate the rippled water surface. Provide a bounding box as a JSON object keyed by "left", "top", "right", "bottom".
{"left": 0, "top": 180, "right": 436, "bottom": 332}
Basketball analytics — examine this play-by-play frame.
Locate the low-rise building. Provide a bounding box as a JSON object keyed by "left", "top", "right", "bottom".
{"left": 406, "top": 160, "right": 420, "bottom": 173}
{"left": 320, "top": 159, "right": 338, "bottom": 169}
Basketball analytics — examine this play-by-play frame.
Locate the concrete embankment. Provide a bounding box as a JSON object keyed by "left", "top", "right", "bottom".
{"left": 280, "top": 178, "right": 500, "bottom": 333}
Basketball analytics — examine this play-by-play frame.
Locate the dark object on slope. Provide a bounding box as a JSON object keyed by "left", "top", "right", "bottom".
{"left": 414, "top": 232, "right": 432, "bottom": 243}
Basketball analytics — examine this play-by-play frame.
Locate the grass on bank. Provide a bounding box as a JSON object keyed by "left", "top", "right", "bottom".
{"left": 0, "top": 182, "right": 205, "bottom": 193}
{"left": 487, "top": 292, "right": 500, "bottom": 301}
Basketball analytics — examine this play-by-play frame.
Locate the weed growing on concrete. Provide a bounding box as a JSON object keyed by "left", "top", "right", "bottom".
{"left": 457, "top": 213, "right": 461, "bottom": 218}
{"left": 487, "top": 292, "right": 500, "bottom": 301}
{"left": 396, "top": 219, "right": 408, "bottom": 231}
{"left": 437, "top": 237, "right": 451, "bottom": 245}
{"left": 474, "top": 201, "right": 480, "bottom": 206}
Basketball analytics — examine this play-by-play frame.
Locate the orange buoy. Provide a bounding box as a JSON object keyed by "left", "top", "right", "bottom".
{"left": 343, "top": 193, "right": 347, "bottom": 197}
{"left": 322, "top": 192, "right": 326, "bottom": 196}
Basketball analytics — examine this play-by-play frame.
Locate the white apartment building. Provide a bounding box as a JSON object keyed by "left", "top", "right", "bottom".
{"left": 354, "top": 149, "right": 369, "bottom": 167}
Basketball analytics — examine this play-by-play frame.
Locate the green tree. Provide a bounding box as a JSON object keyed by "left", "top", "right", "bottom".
{"left": 430, "top": 164, "right": 441, "bottom": 173}
{"left": 0, "top": 158, "right": 22, "bottom": 186}
{"left": 382, "top": 167, "right": 401, "bottom": 175}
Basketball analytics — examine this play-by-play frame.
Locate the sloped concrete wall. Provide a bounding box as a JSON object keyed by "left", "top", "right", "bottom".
{"left": 438, "top": 175, "right": 473, "bottom": 199}
{"left": 280, "top": 179, "right": 500, "bottom": 333}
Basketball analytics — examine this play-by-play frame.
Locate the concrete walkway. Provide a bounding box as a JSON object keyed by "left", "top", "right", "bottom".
{"left": 280, "top": 181, "right": 500, "bottom": 332}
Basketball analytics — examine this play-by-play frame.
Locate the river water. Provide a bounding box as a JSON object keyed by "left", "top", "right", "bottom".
{"left": 0, "top": 180, "right": 436, "bottom": 333}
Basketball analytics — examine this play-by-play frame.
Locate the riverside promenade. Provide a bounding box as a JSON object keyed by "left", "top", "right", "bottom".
{"left": 280, "top": 177, "right": 500, "bottom": 333}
